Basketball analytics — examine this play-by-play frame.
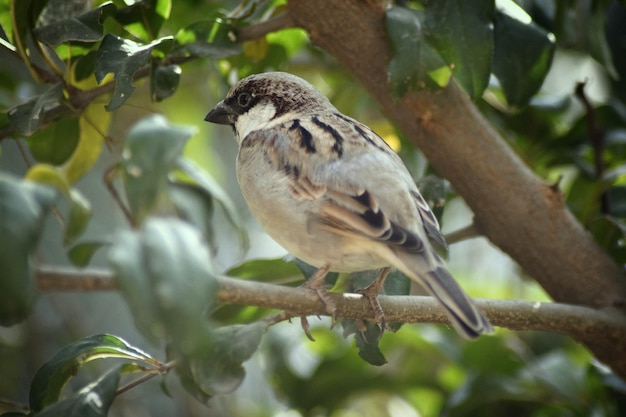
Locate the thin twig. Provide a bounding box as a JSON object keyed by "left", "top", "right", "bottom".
{"left": 236, "top": 13, "right": 297, "bottom": 42}
{"left": 444, "top": 222, "right": 481, "bottom": 245}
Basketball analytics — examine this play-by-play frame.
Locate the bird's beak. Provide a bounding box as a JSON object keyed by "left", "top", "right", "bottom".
{"left": 204, "top": 100, "right": 234, "bottom": 125}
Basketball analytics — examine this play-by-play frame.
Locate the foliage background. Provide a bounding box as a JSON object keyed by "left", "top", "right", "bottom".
{"left": 1, "top": 0, "right": 626, "bottom": 416}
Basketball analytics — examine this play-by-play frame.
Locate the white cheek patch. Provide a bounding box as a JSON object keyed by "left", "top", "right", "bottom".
{"left": 235, "top": 102, "right": 277, "bottom": 142}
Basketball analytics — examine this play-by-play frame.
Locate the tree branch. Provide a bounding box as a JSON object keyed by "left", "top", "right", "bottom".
{"left": 236, "top": 13, "right": 296, "bottom": 42}
{"left": 286, "top": 0, "right": 626, "bottom": 377}
{"left": 36, "top": 267, "right": 626, "bottom": 352}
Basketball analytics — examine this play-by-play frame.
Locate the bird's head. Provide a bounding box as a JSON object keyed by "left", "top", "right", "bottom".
{"left": 205, "top": 72, "right": 333, "bottom": 142}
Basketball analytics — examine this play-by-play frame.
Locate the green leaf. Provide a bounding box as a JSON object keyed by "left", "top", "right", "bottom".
{"left": 26, "top": 117, "right": 79, "bottom": 165}
{"left": 172, "top": 20, "right": 242, "bottom": 58}
{"left": 588, "top": 215, "right": 626, "bottom": 265}
{"left": 120, "top": 115, "right": 193, "bottom": 225}
{"left": 108, "top": 218, "right": 218, "bottom": 351}
{"left": 386, "top": 6, "right": 449, "bottom": 97}
{"left": 94, "top": 35, "right": 174, "bottom": 110}
{"left": 6, "top": 83, "right": 64, "bottom": 135}
{"left": 33, "top": 2, "right": 117, "bottom": 46}
{"left": 342, "top": 320, "right": 387, "bottom": 366}
{"left": 168, "top": 181, "right": 216, "bottom": 252}
{"left": 29, "top": 334, "right": 156, "bottom": 412}
{"left": 0, "top": 175, "right": 56, "bottom": 326}
{"left": 180, "top": 322, "right": 266, "bottom": 399}
{"left": 68, "top": 241, "right": 107, "bottom": 267}
{"left": 226, "top": 257, "right": 302, "bottom": 285}
{"left": 150, "top": 62, "right": 181, "bottom": 102}
{"left": 493, "top": 11, "right": 555, "bottom": 108}
{"left": 113, "top": 0, "right": 171, "bottom": 42}
{"left": 33, "top": 365, "right": 121, "bottom": 417}
{"left": 64, "top": 189, "right": 92, "bottom": 246}
{"left": 176, "top": 158, "right": 248, "bottom": 251}
{"left": 425, "top": 0, "right": 494, "bottom": 98}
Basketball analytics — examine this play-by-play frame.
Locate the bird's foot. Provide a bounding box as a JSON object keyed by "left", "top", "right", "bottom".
{"left": 299, "top": 264, "right": 335, "bottom": 341}
{"left": 354, "top": 267, "right": 391, "bottom": 332}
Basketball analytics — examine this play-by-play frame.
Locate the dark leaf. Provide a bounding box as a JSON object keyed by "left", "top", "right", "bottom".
{"left": 120, "top": 115, "right": 193, "bottom": 225}
{"left": 68, "top": 241, "right": 107, "bottom": 268}
{"left": 150, "top": 62, "right": 181, "bottom": 102}
{"left": 33, "top": 366, "right": 121, "bottom": 417}
{"left": 294, "top": 258, "right": 339, "bottom": 288}
{"left": 168, "top": 181, "right": 215, "bottom": 252}
{"left": 493, "top": 11, "right": 556, "bottom": 108}
{"left": 25, "top": 117, "right": 79, "bottom": 165}
{"left": 63, "top": 189, "right": 92, "bottom": 246}
{"left": 94, "top": 35, "right": 173, "bottom": 110}
{"left": 342, "top": 320, "right": 387, "bottom": 366}
{"left": 33, "top": 2, "right": 117, "bottom": 46}
{"left": 7, "top": 83, "right": 64, "bottom": 135}
{"left": 0, "top": 176, "right": 56, "bottom": 326}
{"left": 29, "top": 334, "right": 156, "bottom": 412}
{"left": 588, "top": 215, "right": 626, "bottom": 265}
{"left": 425, "top": 0, "right": 494, "bottom": 98}
{"left": 386, "top": 6, "right": 449, "bottom": 97}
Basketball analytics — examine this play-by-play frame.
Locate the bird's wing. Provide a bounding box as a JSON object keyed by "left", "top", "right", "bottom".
{"left": 243, "top": 112, "right": 445, "bottom": 252}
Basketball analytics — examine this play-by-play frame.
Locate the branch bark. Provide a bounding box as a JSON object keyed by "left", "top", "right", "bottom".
{"left": 286, "top": 0, "right": 626, "bottom": 375}
{"left": 37, "top": 267, "right": 626, "bottom": 353}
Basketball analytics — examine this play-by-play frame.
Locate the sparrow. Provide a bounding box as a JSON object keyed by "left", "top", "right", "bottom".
{"left": 205, "top": 72, "right": 492, "bottom": 339}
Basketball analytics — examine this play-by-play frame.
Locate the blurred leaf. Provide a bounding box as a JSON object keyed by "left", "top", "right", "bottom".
{"left": 62, "top": 102, "right": 109, "bottom": 184}
{"left": 33, "top": 2, "right": 117, "bottom": 46}
{"left": 386, "top": 6, "right": 448, "bottom": 97}
{"left": 25, "top": 163, "right": 70, "bottom": 194}
{"left": 72, "top": 50, "right": 98, "bottom": 82}
{"left": 493, "top": 11, "right": 555, "bottom": 108}
{"left": 172, "top": 20, "right": 241, "bottom": 58}
{"left": 26, "top": 117, "right": 79, "bottom": 165}
{"left": 108, "top": 218, "right": 218, "bottom": 352}
{"left": 94, "top": 35, "right": 174, "bottom": 110}
{"left": 294, "top": 258, "right": 339, "bottom": 288}
{"left": 242, "top": 37, "right": 268, "bottom": 62}
{"left": 168, "top": 181, "right": 215, "bottom": 252}
{"left": 0, "top": 176, "right": 55, "bottom": 326}
{"left": 588, "top": 215, "right": 626, "bottom": 265}
{"left": 68, "top": 241, "right": 107, "bottom": 267}
{"left": 150, "top": 62, "right": 181, "bottom": 102}
{"left": 114, "top": 0, "right": 171, "bottom": 42}
{"left": 176, "top": 158, "right": 248, "bottom": 251}
{"left": 425, "top": 0, "right": 494, "bottom": 98}
{"left": 6, "top": 83, "right": 64, "bottom": 135}
{"left": 120, "top": 115, "right": 193, "bottom": 226}
{"left": 29, "top": 334, "right": 156, "bottom": 412}
{"left": 33, "top": 365, "right": 121, "bottom": 417}
{"left": 179, "top": 322, "right": 266, "bottom": 399}
{"left": 227, "top": 257, "right": 302, "bottom": 284}
{"left": 9, "top": 0, "right": 49, "bottom": 82}
{"left": 64, "top": 189, "right": 91, "bottom": 246}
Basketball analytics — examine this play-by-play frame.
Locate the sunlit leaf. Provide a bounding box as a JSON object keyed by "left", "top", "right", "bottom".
{"left": 25, "top": 163, "right": 70, "bottom": 195}
{"left": 94, "top": 35, "right": 174, "bottom": 110}
{"left": 29, "top": 334, "right": 156, "bottom": 412}
{"left": 114, "top": 0, "right": 171, "bottom": 42}
{"left": 172, "top": 20, "right": 241, "bottom": 58}
{"left": 0, "top": 176, "right": 56, "bottom": 326}
{"left": 33, "top": 2, "right": 117, "bottom": 46}
{"left": 62, "top": 102, "right": 109, "bottom": 184}
{"left": 120, "top": 115, "right": 193, "bottom": 225}
{"left": 424, "top": 0, "right": 494, "bottom": 98}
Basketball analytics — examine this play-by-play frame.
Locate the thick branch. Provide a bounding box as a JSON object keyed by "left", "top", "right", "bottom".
{"left": 286, "top": 0, "right": 626, "bottom": 376}
{"left": 37, "top": 267, "right": 626, "bottom": 357}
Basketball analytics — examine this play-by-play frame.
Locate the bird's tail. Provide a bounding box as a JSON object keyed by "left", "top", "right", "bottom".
{"left": 394, "top": 252, "right": 493, "bottom": 339}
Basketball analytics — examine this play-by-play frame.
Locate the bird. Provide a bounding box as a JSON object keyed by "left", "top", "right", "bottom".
{"left": 204, "top": 71, "right": 492, "bottom": 339}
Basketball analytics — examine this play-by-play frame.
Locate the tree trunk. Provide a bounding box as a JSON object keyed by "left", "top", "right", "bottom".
{"left": 287, "top": 0, "right": 626, "bottom": 376}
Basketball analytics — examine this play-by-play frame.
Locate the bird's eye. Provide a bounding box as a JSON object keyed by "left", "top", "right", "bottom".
{"left": 237, "top": 92, "right": 252, "bottom": 108}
